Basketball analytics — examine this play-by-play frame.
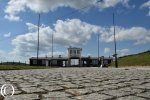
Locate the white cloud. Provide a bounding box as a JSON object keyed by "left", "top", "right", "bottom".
{"left": 0, "top": 49, "right": 66, "bottom": 63}
{"left": 97, "top": 0, "right": 130, "bottom": 9}
{"left": 0, "top": 50, "right": 7, "bottom": 61}
{"left": 117, "top": 48, "right": 130, "bottom": 56}
{"left": 100, "top": 26, "right": 150, "bottom": 45}
{"left": 141, "top": 0, "right": 150, "bottom": 16}
{"left": 40, "top": 51, "right": 66, "bottom": 57}
{"left": 54, "top": 19, "right": 100, "bottom": 46}
{"left": 104, "top": 47, "right": 111, "bottom": 54}
{"left": 11, "top": 19, "right": 101, "bottom": 57}
{"left": 0, "top": 50, "right": 27, "bottom": 62}
{"left": 11, "top": 23, "right": 54, "bottom": 57}
{"left": 10, "top": 18, "right": 150, "bottom": 59}
{"left": 4, "top": 0, "right": 130, "bottom": 21}
{"left": 4, "top": 14, "right": 21, "bottom": 21}
{"left": 104, "top": 48, "right": 130, "bottom": 57}
{"left": 4, "top": 32, "right": 11, "bottom": 37}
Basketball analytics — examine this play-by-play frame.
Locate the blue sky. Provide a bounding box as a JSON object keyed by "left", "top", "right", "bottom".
{"left": 0, "top": 0, "right": 150, "bottom": 62}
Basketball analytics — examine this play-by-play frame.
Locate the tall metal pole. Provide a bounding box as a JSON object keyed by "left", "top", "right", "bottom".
{"left": 37, "top": 14, "right": 40, "bottom": 66}
{"left": 52, "top": 33, "right": 53, "bottom": 58}
{"left": 50, "top": 33, "right": 53, "bottom": 67}
{"left": 98, "top": 34, "right": 100, "bottom": 66}
{"left": 113, "top": 13, "right": 118, "bottom": 68}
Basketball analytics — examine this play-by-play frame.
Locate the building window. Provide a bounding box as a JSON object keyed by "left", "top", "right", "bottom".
{"left": 33, "top": 60, "right": 37, "bottom": 64}
{"left": 70, "top": 50, "right": 72, "bottom": 54}
{"left": 42, "top": 60, "right": 46, "bottom": 64}
{"left": 74, "top": 50, "right": 76, "bottom": 55}
{"left": 92, "top": 60, "right": 98, "bottom": 65}
{"left": 52, "top": 60, "right": 57, "bottom": 65}
{"left": 77, "top": 50, "right": 80, "bottom": 54}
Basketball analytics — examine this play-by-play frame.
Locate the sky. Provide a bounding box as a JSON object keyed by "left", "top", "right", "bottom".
{"left": 0, "top": 0, "right": 150, "bottom": 63}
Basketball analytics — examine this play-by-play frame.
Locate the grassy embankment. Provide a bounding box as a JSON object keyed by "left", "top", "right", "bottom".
{"left": 0, "top": 65, "right": 48, "bottom": 70}
{"left": 111, "top": 50, "right": 150, "bottom": 67}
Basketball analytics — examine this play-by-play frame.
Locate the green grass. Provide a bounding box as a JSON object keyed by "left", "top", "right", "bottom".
{"left": 111, "top": 50, "right": 150, "bottom": 67}
{"left": 0, "top": 65, "right": 49, "bottom": 70}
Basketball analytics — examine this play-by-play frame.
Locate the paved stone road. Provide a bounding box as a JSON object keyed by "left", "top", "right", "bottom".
{"left": 0, "top": 67, "right": 150, "bottom": 100}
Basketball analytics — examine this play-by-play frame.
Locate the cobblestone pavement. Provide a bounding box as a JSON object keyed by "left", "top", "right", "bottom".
{"left": 0, "top": 67, "right": 150, "bottom": 100}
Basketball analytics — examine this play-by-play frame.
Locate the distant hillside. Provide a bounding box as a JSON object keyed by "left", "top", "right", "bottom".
{"left": 0, "top": 62, "right": 27, "bottom": 65}
{"left": 114, "top": 50, "right": 150, "bottom": 66}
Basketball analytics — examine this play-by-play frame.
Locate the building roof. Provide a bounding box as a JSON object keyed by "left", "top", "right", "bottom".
{"left": 30, "top": 57, "right": 68, "bottom": 60}
{"left": 68, "top": 47, "right": 82, "bottom": 50}
{"left": 30, "top": 56, "right": 113, "bottom": 60}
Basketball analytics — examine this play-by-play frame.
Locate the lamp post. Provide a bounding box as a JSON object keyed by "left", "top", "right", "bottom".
{"left": 37, "top": 14, "right": 40, "bottom": 66}
{"left": 98, "top": 33, "right": 100, "bottom": 66}
{"left": 52, "top": 33, "right": 53, "bottom": 58}
{"left": 51, "top": 33, "right": 53, "bottom": 67}
{"left": 113, "top": 13, "right": 118, "bottom": 68}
